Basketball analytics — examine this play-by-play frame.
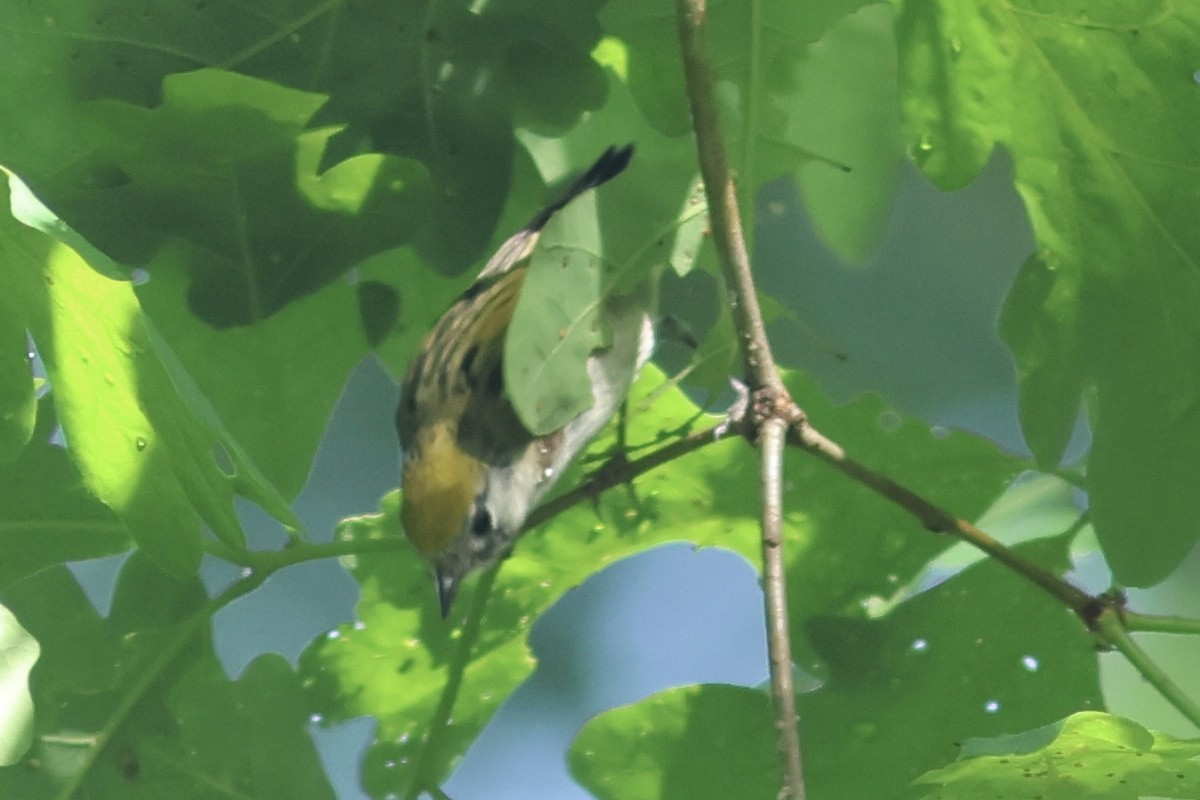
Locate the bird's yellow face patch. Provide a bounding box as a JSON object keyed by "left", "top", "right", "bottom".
{"left": 400, "top": 423, "right": 484, "bottom": 558}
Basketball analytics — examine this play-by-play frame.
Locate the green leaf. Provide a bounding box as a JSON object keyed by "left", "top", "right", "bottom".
{"left": 570, "top": 522, "right": 1100, "bottom": 800}
{"left": 0, "top": 172, "right": 193, "bottom": 572}
{"left": 357, "top": 281, "right": 401, "bottom": 351}
{"left": 0, "top": 557, "right": 334, "bottom": 799}
{"left": 168, "top": 654, "right": 337, "bottom": 800}
{"left": 2, "top": 169, "right": 300, "bottom": 573}
{"left": 0, "top": 306, "right": 34, "bottom": 462}
{"left": 917, "top": 473, "right": 1091, "bottom": 577}
{"left": 506, "top": 72, "right": 706, "bottom": 434}
{"left": 789, "top": 3, "right": 903, "bottom": 261}
{"left": 74, "top": 69, "right": 429, "bottom": 326}
{"left": 997, "top": 253, "right": 1085, "bottom": 467}
{"left": 300, "top": 494, "right": 535, "bottom": 799}
{"left": 136, "top": 263, "right": 367, "bottom": 501}
{"left": 0, "top": 397, "right": 131, "bottom": 591}
{"left": 684, "top": 307, "right": 741, "bottom": 400}
{"left": 0, "top": 0, "right": 609, "bottom": 275}
{"left": 0, "top": 603, "right": 38, "bottom": 766}
{"left": 507, "top": 242, "right": 613, "bottom": 434}
{"left": 776, "top": 370, "right": 1029, "bottom": 670}
{"left": 304, "top": 362, "right": 1028, "bottom": 797}
{"left": 603, "top": 0, "right": 903, "bottom": 257}
{"left": 908, "top": 711, "right": 1200, "bottom": 800}
{"left": 799, "top": 537, "right": 1102, "bottom": 799}
{"left": 0, "top": 162, "right": 40, "bottom": 465}
{"left": 897, "top": 1, "right": 1200, "bottom": 584}
{"left": 570, "top": 685, "right": 780, "bottom": 800}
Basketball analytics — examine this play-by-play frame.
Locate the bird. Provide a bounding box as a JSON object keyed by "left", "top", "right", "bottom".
{"left": 396, "top": 145, "right": 653, "bottom": 616}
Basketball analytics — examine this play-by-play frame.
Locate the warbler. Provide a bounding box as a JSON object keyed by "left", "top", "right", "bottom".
{"left": 397, "top": 145, "right": 653, "bottom": 616}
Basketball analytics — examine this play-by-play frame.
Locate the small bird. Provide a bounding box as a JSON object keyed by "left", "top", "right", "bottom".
{"left": 396, "top": 145, "right": 652, "bottom": 616}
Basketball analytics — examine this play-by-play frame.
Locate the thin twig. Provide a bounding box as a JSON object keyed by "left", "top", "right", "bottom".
{"left": 786, "top": 413, "right": 1200, "bottom": 729}
{"left": 674, "top": 0, "right": 783, "bottom": 395}
{"left": 527, "top": 422, "right": 727, "bottom": 528}
{"left": 205, "top": 531, "right": 410, "bottom": 571}
{"left": 675, "top": 0, "right": 807, "bottom": 792}
{"left": 760, "top": 418, "right": 806, "bottom": 800}
{"left": 1095, "top": 608, "right": 1200, "bottom": 730}
{"left": 786, "top": 419, "right": 1096, "bottom": 616}
{"left": 202, "top": 424, "right": 729, "bottom": 575}
{"left": 408, "top": 565, "right": 499, "bottom": 800}
{"left": 1123, "top": 611, "right": 1200, "bottom": 636}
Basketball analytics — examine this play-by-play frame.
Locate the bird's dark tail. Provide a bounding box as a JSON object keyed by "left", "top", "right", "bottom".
{"left": 526, "top": 144, "right": 634, "bottom": 232}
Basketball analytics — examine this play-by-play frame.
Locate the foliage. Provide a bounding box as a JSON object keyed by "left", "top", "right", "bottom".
{"left": 0, "top": 0, "right": 1197, "bottom": 799}
{"left": 908, "top": 711, "right": 1200, "bottom": 800}
{"left": 897, "top": 0, "right": 1200, "bottom": 587}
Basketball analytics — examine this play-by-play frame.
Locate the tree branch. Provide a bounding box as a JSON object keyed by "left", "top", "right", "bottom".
{"left": 1095, "top": 608, "right": 1200, "bottom": 730}
{"left": 760, "top": 417, "right": 806, "bottom": 800}
{"left": 784, "top": 416, "right": 1099, "bottom": 616}
{"left": 675, "top": 0, "right": 808, "bottom": 794}
{"left": 410, "top": 566, "right": 498, "bottom": 800}
{"left": 674, "top": 0, "right": 783, "bottom": 396}
{"left": 1124, "top": 612, "right": 1200, "bottom": 636}
{"left": 526, "top": 421, "right": 728, "bottom": 528}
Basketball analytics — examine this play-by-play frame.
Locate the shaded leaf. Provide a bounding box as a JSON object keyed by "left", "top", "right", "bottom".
{"left": 136, "top": 263, "right": 367, "bottom": 501}
{"left": 506, "top": 73, "right": 705, "bottom": 434}
{"left": 570, "top": 685, "right": 779, "bottom": 800}
{"left": 897, "top": 0, "right": 1200, "bottom": 584}
{"left": 603, "top": 0, "right": 902, "bottom": 257}
{"left": 357, "top": 280, "right": 401, "bottom": 350}
{"left": 799, "top": 537, "right": 1101, "bottom": 799}
{"left": 0, "top": 398, "right": 130, "bottom": 591}
{"left": 73, "top": 69, "right": 430, "bottom": 326}
{"left": 0, "top": 304, "right": 34, "bottom": 462}
{"left": 0, "top": 0, "right": 609, "bottom": 275}
{"left": 568, "top": 535, "right": 1101, "bottom": 800}
{"left": 0, "top": 557, "right": 334, "bottom": 799}
{"left": 788, "top": 4, "right": 903, "bottom": 261}
{"left": 168, "top": 654, "right": 337, "bottom": 800}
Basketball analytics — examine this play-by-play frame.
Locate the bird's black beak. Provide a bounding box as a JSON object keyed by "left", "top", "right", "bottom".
{"left": 435, "top": 566, "right": 460, "bottom": 619}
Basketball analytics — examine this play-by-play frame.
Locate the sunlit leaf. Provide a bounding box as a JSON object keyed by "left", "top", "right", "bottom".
{"left": 300, "top": 495, "right": 532, "bottom": 798}
{"left": 0, "top": 603, "right": 38, "bottom": 766}
{"left": 909, "top": 711, "right": 1200, "bottom": 800}
{"left": 2, "top": 170, "right": 299, "bottom": 572}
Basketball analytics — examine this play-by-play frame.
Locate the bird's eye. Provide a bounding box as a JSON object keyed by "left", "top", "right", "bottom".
{"left": 469, "top": 505, "right": 493, "bottom": 537}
